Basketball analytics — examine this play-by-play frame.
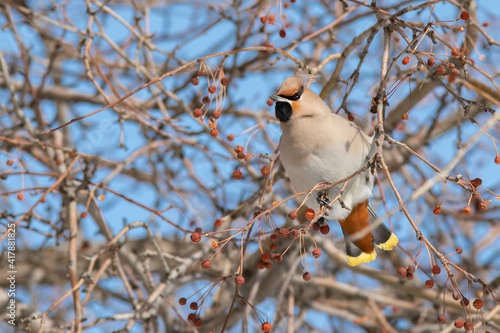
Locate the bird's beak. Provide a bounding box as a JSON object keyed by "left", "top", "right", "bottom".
{"left": 269, "top": 95, "right": 290, "bottom": 104}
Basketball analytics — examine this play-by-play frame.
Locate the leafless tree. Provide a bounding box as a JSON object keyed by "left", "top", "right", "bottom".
{"left": 1, "top": 0, "right": 499, "bottom": 332}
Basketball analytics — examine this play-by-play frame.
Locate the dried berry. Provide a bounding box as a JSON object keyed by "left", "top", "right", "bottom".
{"left": 402, "top": 56, "right": 410, "bottom": 65}
{"left": 473, "top": 298, "right": 483, "bottom": 309}
{"left": 456, "top": 247, "right": 463, "bottom": 254}
{"left": 234, "top": 145, "right": 244, "bottom": 153}
{"left": 257, "top": 261, "right": 266, "bottom": 270}
{"left": 6, "top": 159, "right": 13, "bottom": 166}
{"left": 191, "top": 77, "right": 199, "bottom": 86}
{"left": 232, "top": 170, "right": 243, "bottom": 180}
{"left": 464, "top": 321, "right": 473, "bottom": 331}
{"left": 212, "top": 110, "right": 221, "bottom": 119}
{"left": 454, "top": 319, "right": 464, "bottom": 328}
{"left": 407, "top": 265, "right": 416, "bottom": 275}
{"left": 347, "top": 114, "right": 355, "bottom": 122}
{"left": 312, "top": 248, "right": 322, "bottom": 259}
{"left": 302, "top": 272, "right": 311, "bottom": 281}
{"left": 431, "top": 265, "right": 441, "bottom": 275}
{"left": 179, "top": 297, "right": 187, "bottom": 305}
{"left": 437, "top": 65, "right": 447, "bottom": 75}
{"left": 312, "top": 222, "right": 320, "bottom": 231}
{"left": 460, "top": 11, "right": 470, "bottom": 20}
{"left": 451, "top": 48, "right": 460, "bottom": 57}
{"left": 433, "top": 206, "right": 441, "bottom": 215}
{"left": 463, "top": 206, "right": 472, "bottom": 216}
{"left": 304, "top": 208, "right": 315, "bottom": 220}
{"left": 273, "top": 253, "right": 283, "bottom": 263}
{"left": 210, "top": 128, "right": 219, "bottom": 137}
{"left": 208, "top": 86, "right": 216, "bottom": 94}
{"left": 406, "top": 273, "right": 414, "bottom": 280}
{"left": 397, "top": 267, "right": 407, "bottom": 278}
{"left": 192, "top": 108, "right": 202, "bottom": 118}
{"left": 201, "top": 259, "right": 211, "bottom": 269}
{"left": 214, "top": 219, "right": 222, "bottom": 227}
{"left": 235, "top": 275, "right": 245, "bottom": 285}
{"left": 290, "top": 229, "right": 299, "bottom": 238}
{"left": 261, "top": 166, "right": 270, "bottom": 176}
{"left": 237, "top": 151, "right": 246, "bottom": 159}
{"left": 187, "top": 313, "right": 196, "bottom": 322}
{"left": 190, "top": 232, "right": 201, "bottom": 242}
{"left": 261, "top": 253, "right": 270, "bottom": 263}
{"left": 427, "top": 58, "right": 435, "bottom": 66}
{"left": 438, "top": 314, "right": 447, "bottom": 323}
{"left": 320, "top": 224, "right": 330, "bottom": 235}
{"left": 190, "top": 302, "right": 198, "bottom": 310}
{"left": 279, "top": 228, "right": 290, "bottom": 238}
{"left": 221, "top": 77, "right": 229, "bottom": 86}
{"left": 288, "top": 210, "right": 297, "bottom": 220}
{"left": 452, "top": 292, "right": 460, "bottom": 301}
{"left": 265, "top": 261, "right": 272, "bottom": 269}
{"left": 202, "top": 96, "right": 210, "bottom": 104}
{"left": 227, "top": 134, "right": 234, "bottom": 141}
{"left": 425, "top": 280, "right": 434, "bottom": 288}
{"left": 460, "top": 298, "right": 469, "bottom": 307}
{"left": 194, "top": 318, "right": 203, "bottom": 327}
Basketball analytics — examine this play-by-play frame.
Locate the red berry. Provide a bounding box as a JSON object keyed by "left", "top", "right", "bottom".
{"left": 290, "top": 229, "right": 299, "bottom": 238}
{"left": 484, "top": 22, "right": 490, "bottom": 27}
{"left": 427, "top": 58, "right": 435, "bottom": 66}
{"left": 17, "top": 192, "right": 24, "bottom": 201}
{"left": 221, "top": 77, "right": 229, "bottom": 86}
{"left": 189, "top": 302, "right": 198, "bottom": 310}
{"left": 265, "top": 261, "right": 272, "bottom": 269}
{"left": 234, "top": 145, "right": 244, "bottom": 153}
{"left": 279, "top": 29, "right": 286, "bottom": 38}
{"left": 454, "top": 319, "right": 464, "bottom": 328}
{"left": 437, "top": 65, "right": 447, "bottom": 75}
{"left": 202, "top": 96, "right": 210, "bottom": 104}
{"left": 397, "top": 267, "right": 407, "bottom": 278}
{"left": 270, "top": 243, "right": 277, "bottom": 251}
{"left": 232, "top": 170, "right": 243, "bottom": 180}
{"left": 406, "top": 273, "right": 414, "bottom": 280}
{"left": 6, "top": 159, "right": 13, "bottom": 166}
{"left": 460, "top": 298, "right": 469, "bottom": 307}
{"left": 201, "top": 259, "right": 211, "bottom": 269}
{"left": 473, "top": 299, "right": 483, "bottom": 309}
{"left": 460, "top": 10, "right": 470, "bottom": 20}
{"left": 312, "top": 223, "right": 320, "bottom": 231}
{"left": 302, "top": 272, "right": 311, "bottom": 281}
{"left": 480, "top": 201, "right": 488, "bottom": 211}
{"left": 433, "top": 206, "right": 441, "bottom": 215}
{"left": 288, "top": 210, "right": 297, "bottom": 220}
{"left": 451, "top": 48, "right": 460, "bottom": 57}
{"left": 320, "top": 224, "right": 330, "bottom": 235}
{"left": 193, "top": 108, "right": 202, "bottom": 118}
{"left": 456, "top": 247, "right": 463, "bottom": 254}
{"left": 237, "top": 151, "right": 246, "bottom": 159}
{"left": 425, "top": 280, "right": 434, "bottom": 288}
{"left": 210, "top": 128, "right": 219, "bottom": 137}
{"left": 438, "top": 314, "right": 447, "bottom": 324}
{"left": 197, "top": 70, "right": 204, "bottom": 77}
{"left": 273, "top": 254, "right": 283, "bottom": 263}
{"left": 407, "top": 265, "right": 416, "bottom": 274}
{"left": 270, "top": 234, "right": 277, "bottom": 242}
{"left": 235, "top": 275, "right": 245, "bottom": 285}
{"left": 208, "top": 86, "right": 216, "bottom": 94}
{"left": 347, "top": 114, "right": 355, "bottom": 122}
{"left": 312, "top": 248, "right": 321, "bottom": 259}
{"left": 212, "top": 110, "right": 221, "bottom": 119}
{"left": 464, "top": 321, "right": 473, "bottom": 331}
{"left": 431, "top": 264, "right": 441, "bottom": 275}
{"left": 260, "top": 16, "right": 267, "bottom": 24}
{"left": 279, "top": 228, "right": 290, "bottom": 238}
{"left": 284, "top": 2, "right": 290, "bottom": 8}
{"left": 191, "top": 77, "right": 199, "bottom": 86}
{"left": 257, "top": 261, "right": 266, "bottom": 269}
{"left": 266, "top": 99, "right": 274, "bottom": 106}
{"left": 495, "top": 156, "right": 500, "bottom": 164}
{"left": 463, "top": 206, "right": 472, "bottom": 216}
{"left": 227, "top": 134, "right": 234, "bottom": 141}
{"left": 452, "top": 292, "right": 460, "bottom": 301}
{"left": 261, "top": 166, "right": 270, "bottom": 176}
{"left": 304, "top": 208, "right": 315, "bottom": 220}
{"left": 451, "top": 68, "right": 460, "bottom": 76}
{"left": 402, "top": 56, "right": 410, "bottom": 65}
{"left": 80, "top": 212, "right": 88, "bottom": 218}
{"left": 261, "top": 253, "right": 270, "bottom": 262}
{"left": 214, "top": 218, "right": 222, "bottom": 227}
{"left": 179, "top": 297, "right": 187, "bottom": 305}
{"left": 190, "top": 232, "right": 201, "bottom": 242}
{"left": 194, "top": 318, "right": 203, "bottom": 327}
{"left": 187, "top": 313, "right": 196, "bottom": 322}
{"left": 262, "top": 322, "right": 272, "bottom": 332}
{"left": 195, "top": 227, "right": 202, "bottom": 234}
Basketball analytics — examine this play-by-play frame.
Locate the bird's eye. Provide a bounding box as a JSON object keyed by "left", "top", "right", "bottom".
{"left": 292, "top": 93, "right": 300, "bottom": 100}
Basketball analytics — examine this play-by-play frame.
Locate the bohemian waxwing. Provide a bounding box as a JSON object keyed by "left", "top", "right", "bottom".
{"left": 270, "top": 75, "right": 398, "bottom": 266}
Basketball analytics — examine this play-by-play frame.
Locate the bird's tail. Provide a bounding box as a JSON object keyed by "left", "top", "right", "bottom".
{"left": 342, "top": 203, "right": 398, "bottom": 266}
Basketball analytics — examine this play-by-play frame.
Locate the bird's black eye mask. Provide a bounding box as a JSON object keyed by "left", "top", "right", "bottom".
{"left": 278, "top": 86, "right": 304, "bottom": 101}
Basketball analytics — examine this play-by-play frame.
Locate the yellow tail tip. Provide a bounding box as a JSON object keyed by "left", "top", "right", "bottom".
{"left": 376, "top": 233, "right": 399, "bottom": 251}
{"left": 347, "top": 250, "right": 377, "bottom": 266}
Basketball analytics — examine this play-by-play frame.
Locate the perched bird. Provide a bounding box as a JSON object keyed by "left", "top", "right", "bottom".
{"left": 270, "top": 75, "right": 398, "bottom": 266}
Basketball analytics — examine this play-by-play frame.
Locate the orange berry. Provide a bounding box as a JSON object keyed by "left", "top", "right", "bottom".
{"left": 479, "top": 201, "right": 488, "bottom": 211}
{"left": 266, "top": 98, "right": 274, "bottom": 106}
{"left": 268, "top": 15, "right": 275, "bottom": 25}
{"left": 6, "top": 159, "right": 13, "bottom": 166}
{"left": 304, "top": 208, "right": 315, "bottom": 220}
{"left": 234, "top": 145, "right": 244, "bottom": 153}
{"left": 427, "top": 58, "right": 435, "bottom": 66}
{"left": 402, "top": 56, "right": 410, "bottom": 65}
{"left": 262, "top": 322, "right": 272, "bottom": 332}
{"left": 288, "top": 210, "right": 297, "bottom": 220}
{"left": 80, "top": 212, "right": 88, "bottom": 218}
{"left": 260, "top": 16, "right": 267, "bottom": 24}
{"left": 212, "top": 110, "right": 221, "bottom": 119}
{"left": 211, "top": 241, "right": 218, "bottom": 248}
{"left": 437, "top": 65, "right": 447, "bottom": 75}
{"left": 483, "top": 22, "right": 489, "bottom": 27}
{"left": 191, "top": 77, "right": 199, "bottom": 86}
{"left": 312, "top": 248, "right": 321, "bottom": 259}
{"left": 451, "top": 48, "right": 460, "bottom": 57}
{"left": 201, "top": 259, "right": 211, "bottom": 269}
{"left": 210, "top": 128, "right": 219, "bottom": 137}
{"left": 454, "top": 319, "right": 464, "bottom": 328}
{"left": 17, "top": 192, "right": 24, "bottom": 200}
{"left": 214, "top": 218, "right": 222, "bottom": 227}
{"left": 226, "top": 134, "right": 234, "bottom": 141}
{"left": 495, "top": 156, "right": 500, "bottom": 164}
{"left": 261, "top": 166, "right": 270, "bottom": 176}
{"left": 463, "top": 206, "right": 472, "bottom": 216}
{"left": 284, "top": 2, "right": 290, "bottom": 8}
{"left": 208, "top": 86, "right": 216, "bottom": 94}
{"left": 433, "top": 206, "right": 441, "bottom": 215}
